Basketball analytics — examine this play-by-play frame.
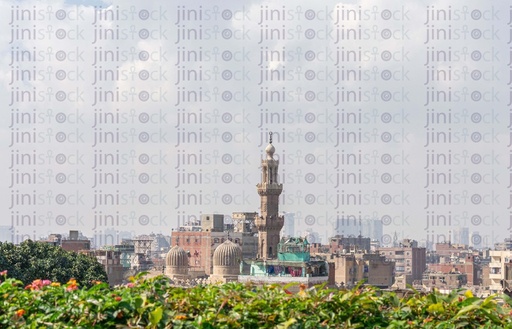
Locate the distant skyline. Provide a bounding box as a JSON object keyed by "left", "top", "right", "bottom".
{"left": 1, "top": 0, "right": 510, "bottom": 248}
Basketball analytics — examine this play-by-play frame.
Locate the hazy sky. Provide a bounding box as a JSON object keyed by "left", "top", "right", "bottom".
{"left": 0, "top": 0, "right": 510, "bottom": 248}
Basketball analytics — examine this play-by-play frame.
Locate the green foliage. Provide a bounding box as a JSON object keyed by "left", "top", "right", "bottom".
{"left": 0, "top": 240, "right": 107, "bottom": 286}
{"left": 0, "top": 272, "right": 512, "bottom": 328}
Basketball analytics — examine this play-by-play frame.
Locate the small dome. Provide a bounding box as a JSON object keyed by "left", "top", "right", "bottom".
{"left": 265, "top": 143, "right": 275, "bottom": 159}
{"left": 165, "top": 245, "right": 188, "bottom": 267}
{"left": 213, "top": 240, "right": 242, "bottom": 267}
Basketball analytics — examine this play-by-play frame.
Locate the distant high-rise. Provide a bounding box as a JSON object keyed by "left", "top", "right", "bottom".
{"left": 334, "top": 218, "right": 382, "bottom": 241}
{"left": 452, "top": 227, "right": 469, "bottom": 246}
{"left": 282, "top": 212, "right": 295, "bottom": 238}
{"left": 471, "top": 231, "right": 482, "bottom": 249}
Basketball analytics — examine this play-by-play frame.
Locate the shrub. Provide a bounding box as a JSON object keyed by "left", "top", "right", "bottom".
{"left": 0, "top": 272, "right": 511, "bottom": 328}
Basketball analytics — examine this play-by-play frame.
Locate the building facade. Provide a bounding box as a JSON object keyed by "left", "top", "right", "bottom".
{"left": 487, "top": 250, "right": 512, "bottom": 293}
{"left": 377, "top": 239, "right": 426, "bottom": 284}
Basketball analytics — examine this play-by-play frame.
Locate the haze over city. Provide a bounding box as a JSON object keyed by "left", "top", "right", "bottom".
{"left": 0, "top": 0, "right": 510, "bottom": 252}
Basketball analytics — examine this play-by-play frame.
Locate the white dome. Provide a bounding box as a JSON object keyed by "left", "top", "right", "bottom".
{"left": 265, "top": 143, "right": 275, "bottom": 159}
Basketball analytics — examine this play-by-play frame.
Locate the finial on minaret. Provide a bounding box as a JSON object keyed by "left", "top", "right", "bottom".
{"left": 265, "top": 132, "right": 275, "bottom": 159}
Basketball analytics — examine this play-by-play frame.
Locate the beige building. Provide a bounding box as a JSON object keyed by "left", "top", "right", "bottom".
{"left": 363, "top": 253, "right": 394, "bottom": 288}
{"left": 487, "top": 250, "right": 512, "bottom": 293}
{"left": 317, "top": 252, "right": 394, "bottom": 288}
{"left": 377, "top": 239, "right": 426, "bottom": 284}
{"left": 329, "top": 254, "right": 363, "bottom": 287}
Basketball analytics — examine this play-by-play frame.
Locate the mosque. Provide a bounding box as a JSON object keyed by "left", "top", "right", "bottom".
{"left": 165, "top": 134, "right": 334, "bottom": 287}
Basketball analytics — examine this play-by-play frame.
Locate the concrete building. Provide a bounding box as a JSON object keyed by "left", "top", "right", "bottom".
{"left": 328, "top": 253, "right": 362, "bottom": 287}
{"left": 233, "top": 212, "right": 258, "bottom": 234}
{"left": 61, "top": 230, "right": 91, "bottom": 252}
{"left": 487, "top": 250, "right": 512, "bottom": 293}
{"left": 81, "top": 249, "right": 124, "bottom": 286}
{"left": 363, "top": 253, "right": 394, "bottom": 288}
{"left": 494, "top": 239, "right": 512, "bottom": 251}
{"left": 319, "top": 252, "right": 393, "bottom": 289}
{"left": 328, "top": 235, "right": 371, "bottom": 253}
{"left": 428, "top": 255, "right": 480, "bottom": 286}
{"left": 435, "top": 242, "right": 470, "bottom": 258}
{"left": 114, "top": 242, "right": 135, "bottom": 269}
{"left": 377, "top": 239, "right": 426, "bottom": 284}
{"left": 422, "top": 271, "right": 468, "bottom": 293}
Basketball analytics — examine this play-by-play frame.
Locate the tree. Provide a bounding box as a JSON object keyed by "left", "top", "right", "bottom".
{"left": 0, "top": 240, "right": 108, "bottom": 286}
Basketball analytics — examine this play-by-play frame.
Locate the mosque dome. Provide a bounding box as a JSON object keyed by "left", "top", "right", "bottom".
{"left": 166, "top": 245, "right": 188, "bottom": 267}
{"left": 212, "top": 240, "right": 242, "bottom": 277}
{"left": 165, "top": 246, "right": 189, "bottom": 278}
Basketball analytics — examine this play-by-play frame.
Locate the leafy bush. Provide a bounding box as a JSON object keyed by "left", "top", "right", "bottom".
{"left": 0, "top": 240, "right": 107, "bottom": 286}
{"left": 0, "top": 271, "right": 511, "bottom": 328}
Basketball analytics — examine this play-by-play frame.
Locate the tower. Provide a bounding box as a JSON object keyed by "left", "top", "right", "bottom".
{"left": 255, "top": 132, "right": 284, "bottom": 259}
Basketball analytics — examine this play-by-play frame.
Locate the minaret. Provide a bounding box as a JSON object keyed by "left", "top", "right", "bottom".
{"left": 255, "top": 132, "right": 284, "bottom": 259}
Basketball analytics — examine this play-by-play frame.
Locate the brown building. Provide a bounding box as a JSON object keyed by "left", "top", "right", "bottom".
{"left": 82, "top": 249, "right": 124, "bottom": 286}
{"left": 310, "top": 235, "right": 372, "bottom": 255}
{"left": 45, "top": 230, "right": 90, "bottom": 252}
{"left": 363, "top": 253, "right": 394, "bottom": 288}
{"left": 316, "top": 252, "right": 394, "bottom": 288}
{"left": 61, "top": 239, "right": 91, "bottom": 252}
{"left": 435, "top": 242, "right": 470, "bottom": 258}
{"left": 377, "top": 239, "right": 426, "bottom": 284}
{"left": 422, "top": 271, "right": 468, "bottom": 292}
{"left": 428, "top": 255, "right": 480, "bottom": 286}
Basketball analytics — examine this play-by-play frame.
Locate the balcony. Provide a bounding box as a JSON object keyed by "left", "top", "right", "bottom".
{"left": 489, "top": 273, "right": 502, "bottom": 280}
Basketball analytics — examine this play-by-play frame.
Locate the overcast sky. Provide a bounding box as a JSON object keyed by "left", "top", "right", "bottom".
{"left": 0, "top": 0, "right": 509, "bottom": 248}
